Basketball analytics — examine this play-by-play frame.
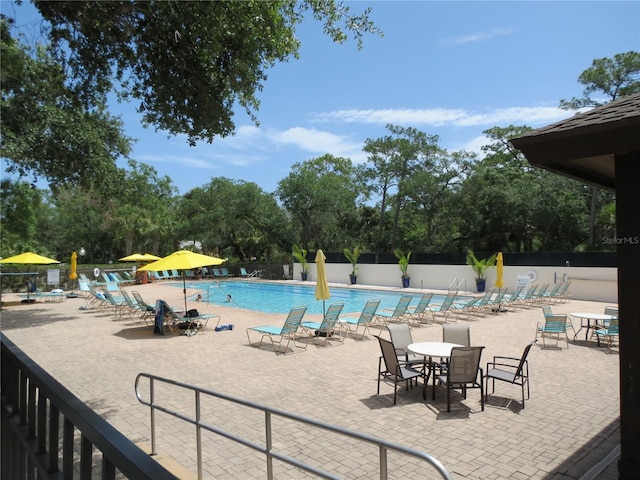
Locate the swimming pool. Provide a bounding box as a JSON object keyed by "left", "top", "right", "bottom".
{"left": 174, "top": 281, "right": 471, "bottom": 315}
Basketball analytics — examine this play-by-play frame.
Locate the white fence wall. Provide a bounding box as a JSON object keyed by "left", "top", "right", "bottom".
{"left": 293, "top": 263, "right": 618, "bottom": 304}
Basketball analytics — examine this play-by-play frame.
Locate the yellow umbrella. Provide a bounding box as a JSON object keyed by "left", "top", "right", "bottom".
{"left": 119, "top": 253, "right": 162, "bottom": 262}
{"left": 1, "top": 252, "right": 60, "bottom": 302}
{"left": 139, "top": 250, "right": 225, "bottom": 311}
{"left": 69, "top": 251, "right": 78, "bottom": 280}
{"left": 314, "top": 249, "right": 331, "bottom": 316}
{"left": 1, "top": 252, "right": 60, "bottom": 265}
{"left": 495, "top": 252, "right": 504, "bottom": 289}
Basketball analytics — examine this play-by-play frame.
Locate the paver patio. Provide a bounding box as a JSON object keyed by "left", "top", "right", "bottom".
{"left": 1, "top": 281, "right": 620, "bottom": 479}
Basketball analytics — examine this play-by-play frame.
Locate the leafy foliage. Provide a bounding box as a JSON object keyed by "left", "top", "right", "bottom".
{"left": 34, "top": 0, "right": 381, "bottom": 145}
{"left": 393, "top": 249, "right": 411, "bottom": 278}
{"left": 465, "top": 250, "right": 496, "bottom": 280}
{"left": 292, "top": 245, "right": 309, "bottom": 273}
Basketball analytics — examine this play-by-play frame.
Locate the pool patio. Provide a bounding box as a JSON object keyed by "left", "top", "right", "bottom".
{"left": 1, "top": 281, "right": 620, "bottom": 479}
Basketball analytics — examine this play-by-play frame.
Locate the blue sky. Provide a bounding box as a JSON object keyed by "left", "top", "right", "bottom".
{"left": 3, "top": 1, "right": 639, "bottom": 195}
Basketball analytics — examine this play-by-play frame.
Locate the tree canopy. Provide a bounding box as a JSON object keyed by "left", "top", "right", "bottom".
{"left": 33, "top": 0, "right": 381, "bottom": 145}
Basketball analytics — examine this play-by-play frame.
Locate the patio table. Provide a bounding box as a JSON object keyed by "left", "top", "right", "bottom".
{"left": 407, "top": 342, "right": 462, "bottom": 400}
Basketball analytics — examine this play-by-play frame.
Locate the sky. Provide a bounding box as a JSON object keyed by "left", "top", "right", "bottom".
{"left": 3, "top": 1, "right": 640, "bottom": 195}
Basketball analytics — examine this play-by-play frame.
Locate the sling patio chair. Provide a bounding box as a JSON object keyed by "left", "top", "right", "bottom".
{"left": 374, "top": 294, "right": 413, "bottom": 326}
{"left": 536, "top": 313, "right": 571, "bottom": 349}
{"left": 301, "top": 302, "right": 345, "bottom": 345}
{"left": 405, "top": 293, "right": 434, "bottom": 326}
{"left": 436, "top": 346, "right": 485, "bottom": 412}
{"left": 163, "top": 303, "right": 219, "bottom": 334}
{"left": 485, "top": 341, "right": 534, "bottom": 408}
{"left": 594, "top": 318, "right": 619, "bottom": 353}
{"left": 246, "top": 305, "right": 308, "bottom": 354}
{"left": 386, "top": 323, "right": 426, "bottom": 367}
{"left": 337, "top": 299, "right": 380, "bottom": 340}
{"left": 428, "top": 294, "right": 458, "bottom": 323}
{"left": 376, "top": 336, "right": 427, "bottom": 405}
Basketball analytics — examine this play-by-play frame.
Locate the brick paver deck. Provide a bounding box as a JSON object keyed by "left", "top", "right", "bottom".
{"left": 1, "top": 281, "right": 620, "bottom": 479}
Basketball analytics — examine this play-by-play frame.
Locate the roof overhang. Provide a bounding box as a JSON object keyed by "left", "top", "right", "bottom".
{"left": 509, "top": 94, "right": 640, "bottom": 191}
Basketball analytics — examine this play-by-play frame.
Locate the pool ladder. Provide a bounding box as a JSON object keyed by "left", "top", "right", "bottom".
{"left": 448, "top": 277, "right": 466, "bottom": 294}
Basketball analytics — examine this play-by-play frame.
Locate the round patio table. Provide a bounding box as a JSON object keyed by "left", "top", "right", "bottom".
{"left": 570, "top": 312, "right": 614, "bottom": 341}
{"left": 407, "top": 342, "right": 462, "bottom": 400}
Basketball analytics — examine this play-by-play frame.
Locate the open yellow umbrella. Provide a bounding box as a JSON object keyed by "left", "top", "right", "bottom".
{"left": 1, "top": 252, "right": 60, "bottom": 302}
{"left": 314, "top": 249, "right": 331, "bottom": 316}
{"left": 139, "top": 250, "right": 225, "bottom": 312}
{"left": 1, "top": 252, "right": 60, "bottom": 265}
{"left": 119, "top": 253, "right": 162, "bottom": 262}
{"left": 495, "top": 252, "right": 504, "bottom": 290}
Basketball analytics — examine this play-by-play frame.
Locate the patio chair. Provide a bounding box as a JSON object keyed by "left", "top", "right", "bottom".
{"left": 450, "top": 297, "right": 481, "bottom": 320}
{"left": 163, "top": 304, "right": 219, "bottom": 334}
{"left": 536, "top": 314, "right": 570, "bottom": 349}
{"left": 436, "top": 346, "right": 485, "bottom": 412}
{"left": 246, "top": 305, "right": 308, "bottom": 354}
{"left": 375, "top": 336, "right": 426, "bottom": 405}
{"left": 406, "top": 293, "right": 434, "bottom": 326}
{"left": 301, "top": 302, "right": 345, "bottom": 345}
{"left": 542, "top": 305, "right": 577, "bottom": 339}
{"left": 429, "top": 294, "right": 457, "bottom": 323}
{"left": 375, "top": 294, "right": 413, "bottom": 325}
{"left": 121, "top": 290, "right": 152, "bottom": 324}
{"left": 386, "top": 323, "right": 425, "bottom": 366}
{"left": 443, "top": 323, "right": 471, "bottom": 347}
{"left": 594, "top": 318, "right": 619, "bottom": 352}
{"left": 485, "top": 341, "right": 534, "bottom": 408}
{"left": 337, "top": 299, "right": 380, "bottom": 340}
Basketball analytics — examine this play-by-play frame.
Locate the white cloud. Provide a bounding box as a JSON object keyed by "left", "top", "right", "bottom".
{"left": 441, "top": 27, "right": 514, "bottom": 45}
{"left": 314, "top": 105, "right": 572, "bottom": 128}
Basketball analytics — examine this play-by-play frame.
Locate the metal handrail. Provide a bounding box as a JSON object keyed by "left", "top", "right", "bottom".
{"left": 448, "top": 277, "right": 466, "bottom": 293}
{"left": 135, "top": 373, "right": 452, "bottom": 480}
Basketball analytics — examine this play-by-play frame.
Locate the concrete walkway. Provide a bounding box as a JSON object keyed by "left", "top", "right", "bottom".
{"left": 1, "top": 281, "right": 620, "bottom": 479}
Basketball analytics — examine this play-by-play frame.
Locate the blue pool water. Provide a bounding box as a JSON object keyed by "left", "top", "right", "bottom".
{"left": 172, "top": 281, "right": 471, "bottom": 315}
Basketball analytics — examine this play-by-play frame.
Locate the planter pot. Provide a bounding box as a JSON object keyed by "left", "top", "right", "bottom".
{"left": 475, "top": 278, "right": 486, "bottom": 292}
{"left": 349, "top": 275, "right": 358, "bottom": 285}
{"left": 301, "top": 272, "right": 308, "bottom": 281}
{"left": 402, "top": 277, "right": 411, "bottom": 288}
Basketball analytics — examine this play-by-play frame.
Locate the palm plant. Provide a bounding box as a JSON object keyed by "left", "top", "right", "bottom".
{"left": 343, "top": 247, "right": 361, "bottom": 277}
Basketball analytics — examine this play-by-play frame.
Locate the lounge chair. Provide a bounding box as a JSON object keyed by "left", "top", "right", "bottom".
{"left": 450, "top": 297, "right": 480, "bottom": 320}
{"left": 375, "top": 295, "right": 413, "bottom": 325}
{"left": 428, "top": 294, "right": 457, "bottom": 323}
{"left": 246, "top": 305, "right": 308, "bottom": 354}
{"left": 163, "top": 303, "right": 219, "bottom": 334}
{"left": 337, "top": 299, "right": 380, "bottom": 340}
{"left": 301, "top": 302, "right": 345, "bottom": 345}
{"left": 406, "top": 293, "right": 434, "bottom": 326}
{"left": 121, "top": 290, "right": 152, "bottom": 324}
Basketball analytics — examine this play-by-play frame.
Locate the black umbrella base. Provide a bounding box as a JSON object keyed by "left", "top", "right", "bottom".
{"left": 21, "top": 299, "right": 36, "bottom": 304}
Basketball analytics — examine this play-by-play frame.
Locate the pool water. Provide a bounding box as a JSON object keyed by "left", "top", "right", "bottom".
{"left": 174, "top": 281, "right": 471, "bottom": 315}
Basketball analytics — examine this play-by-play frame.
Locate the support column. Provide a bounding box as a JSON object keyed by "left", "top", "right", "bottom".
{"left": 615, "top": 152, "right": 640, "bottom": 480}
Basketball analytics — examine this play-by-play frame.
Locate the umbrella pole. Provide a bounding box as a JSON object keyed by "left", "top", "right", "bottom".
{"left": 183, "top": 272, "right": 188, "bottom": 313}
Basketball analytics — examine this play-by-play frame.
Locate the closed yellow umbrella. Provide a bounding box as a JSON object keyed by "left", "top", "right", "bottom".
{"left": 495, "top": 252, "right": 504, "bottom": 290}
{"left": 314, "top": 249, "right": 331, "bottom": 316}
{"left": 139, "top": 250, "right": 225, "bottom": 312}
{"left": 69, "top": 251, "right": 78, "bottom": 280}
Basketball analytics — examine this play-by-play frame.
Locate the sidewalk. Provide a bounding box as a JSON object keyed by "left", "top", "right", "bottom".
{"left": 1, "top": 282, "right": 620, "bottom": 479}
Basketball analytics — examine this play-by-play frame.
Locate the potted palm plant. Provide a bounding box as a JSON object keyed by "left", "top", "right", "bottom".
{"left": 292, "top": 245, "right": 309, "bottom": 281}
{"left": 343, "top": 247, "right": 361, "bottom": 285}
{"left": 466, "top": 249, "right": 497, "bottom": 292}
{"left": 394, "top": 249, "right": 412, "bottom": 288}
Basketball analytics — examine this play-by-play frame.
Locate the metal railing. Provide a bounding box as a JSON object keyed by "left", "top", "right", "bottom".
{"left": 1, "top": 334, "right": 177, "bottom": 480}
{"left": 135, "top": 372, "right": 452, "bottom": 480}
{"left": 448, "top": 277, "right": 466, "bottom": 293}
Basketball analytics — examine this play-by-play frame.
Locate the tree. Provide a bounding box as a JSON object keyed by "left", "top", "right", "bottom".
{"left": 277, "top": 155, "right": 362, "bottom": 251}
{"left": 362, "top": 124, "right": 443, "bottom": 252}
{"left": 559, "top": 52, "right": 634, "bottom": 247}
{"left": 559, "top": 51, "right": 640, "bottom": 110}
{"left": 33, "top": 1, "right": 380, "bottom": 145}
{"left": 1, "top": 18, "right": 132, "bottom": 193}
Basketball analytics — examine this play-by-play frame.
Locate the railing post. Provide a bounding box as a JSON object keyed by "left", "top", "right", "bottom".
{"left": 265, "top": 411, "right": 273, "bottom": 480}
{"left": 150, "top": 377, "right": 157, "bottom": 456}
{"left": 195, "top": 390, "right": 202, "bottom": 480}
{"left": 379, "top": 445, "right": 388, "bottom": 480}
